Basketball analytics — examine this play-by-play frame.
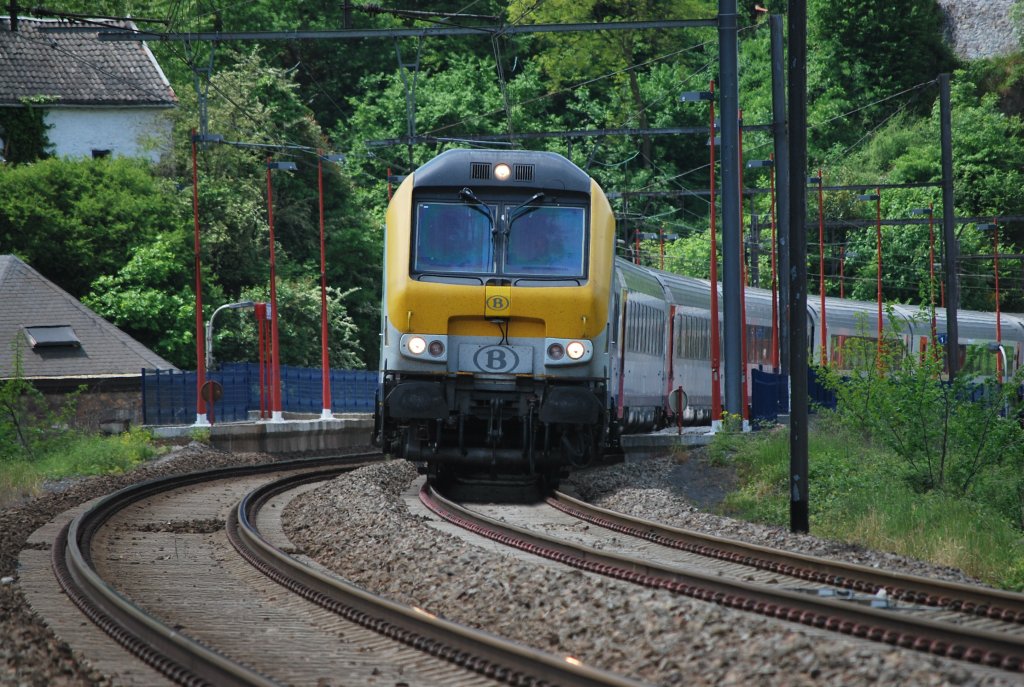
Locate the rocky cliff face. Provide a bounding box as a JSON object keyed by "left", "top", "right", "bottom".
{"left": 939, "top": 0, "right": 1020, "bottom": 59}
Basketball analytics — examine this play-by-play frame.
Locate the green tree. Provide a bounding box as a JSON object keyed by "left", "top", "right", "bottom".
{"left": 0, "top": 157, "right": 181, "bottom": 297}
{"left": 83, "top": 231, "right": 210, "bottom": 367}
{"left": 215, "top": 277, "right": 364, "bottom": 369}
{"left": 807, "top": 0, "right": 958, "bottom": 155}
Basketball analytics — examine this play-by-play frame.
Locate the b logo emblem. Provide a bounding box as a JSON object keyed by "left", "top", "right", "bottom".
{"left": 487, "top": 295, "right": 509, "bottom": 311}
{"left": 473, "top": 345, "right": 520, "bottom": 373}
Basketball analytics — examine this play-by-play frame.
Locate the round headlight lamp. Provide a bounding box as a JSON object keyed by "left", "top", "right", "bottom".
{"left": 547, "top": 343, "right": 565, "bottom": 360}
{"left": 407, "top": 336, "right": 427, "bottom": 355}
{"left": 566, "top": 341, "right": 587, "bottom": 360}
{"left": 428, "top": 340, "right": 445, "bottom": 357}
{"left": 494, "top": 163, "right": 511, "bottom": 181}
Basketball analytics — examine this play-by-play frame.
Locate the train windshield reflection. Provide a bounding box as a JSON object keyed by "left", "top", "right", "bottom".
{"left": 506, "top": 206, "right": 586, "bottom": 277}
{"left": 414, "top": 202, "right": 494, "bottom": 273}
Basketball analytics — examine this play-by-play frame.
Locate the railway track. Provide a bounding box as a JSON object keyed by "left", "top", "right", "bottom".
{"left": 421, "top": 485, "right": 1024, "bottom": 674}
{"left": 40, "top": 453, "right": 642, "bottom": 687}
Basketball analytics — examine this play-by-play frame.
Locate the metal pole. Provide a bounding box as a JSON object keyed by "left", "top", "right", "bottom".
{"left": 709, "top": 81, "right": 723, "bottom": 426}
{"left": 738, "top": 109, "right": 750, "bottom": 426}
{"left": 191, "top": 130, "right": 209, "bottom": 426}
{"left": 266, "top": 161, "right": 283, "bottom": 421}
{"left": 318, "top": 155, "right": 332, "bottom": 419}
{"left": 787, "top": 0, "right": 809, "bottom": 533}
{"left": 929, "top": 204, "right": 937, "bottom": 351}
{"left": 817, "top": 171, "right": 826, "bottom": 366}
{"left": 770, "top": 14, "right": 791, "bottom": 379}
{"left": 994, "top": 220, "right": 1002, "bottom": 383}
{"left": 719, "top": 0, "right": 742, "bottom": 419}
{"left": 939, "top": 73, "right": 959, "bottom": 380}
{"left": 876, "top": 189, "right": 883, "bottom": 369}
{"left": 769, "top": 160, "right": 779, "bottom": 370}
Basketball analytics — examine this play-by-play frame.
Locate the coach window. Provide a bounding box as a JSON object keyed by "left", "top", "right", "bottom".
{"left": 505, "top": 206, "right": 586, "bottom": 277}
{"left": 414, "top": 203, "right": 493, "bottom": 274}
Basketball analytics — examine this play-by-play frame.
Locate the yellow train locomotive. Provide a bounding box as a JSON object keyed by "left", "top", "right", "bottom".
{"left": 374, "top": 149, "right": 617, "bottom": 487}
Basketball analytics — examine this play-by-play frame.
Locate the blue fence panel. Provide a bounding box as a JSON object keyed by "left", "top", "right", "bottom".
{"left": 331, "top": 370, "right": 377, "bottom": 412}
{"left": 751, "top": 368, "right": 789, "bottom": 423}
{"left": 142, "top": 364, "right": 377, "bottom": 425}
{"left": 205, "top": 364, "right": 253, "bottom": 422}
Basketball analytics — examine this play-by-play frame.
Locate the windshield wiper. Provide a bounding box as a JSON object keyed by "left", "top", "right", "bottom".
{"left": 504, "top": 192, "right": 545, "bottom": 235}
{"left": 459, "top": 187, "right": 496, "bottom": 232}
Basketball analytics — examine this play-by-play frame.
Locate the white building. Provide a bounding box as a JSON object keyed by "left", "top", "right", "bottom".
{"left": 0, "top": 17, "right": 177, "bottom": 162}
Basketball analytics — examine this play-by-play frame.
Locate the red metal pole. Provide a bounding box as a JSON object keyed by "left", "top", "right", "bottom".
{"left": 876, "top": 189, "right": 883, "bottom": 371}
{"left": 190, "top": 130, "right": 208, "bottom": 425}
{"left": 738, "top": 110, "right": 749, "bottom": 424}
{"left": 769, "top": 158, "right": 779, "bottom": 371}
{"left": 256, "top": 303, "right": 267, "bottom": 419}
{"left": 994, "top": 220, "right": 1002, "bottom": 383}
{"left": 660, "top": 225, "right": 665, "bottom": 270}
{"left": 818, "top": 170, "right": 827, "bottom": 367}
{"left": 318, "top": 154, "right": 332, "bottom": 418}
{"left": 708, "top": 80, "right": 722, "bottom": 424}
{"left": 928, "top": 204, "right": 937, "bottom": 353}
{"left": 266, "top": 160, "right": 283, "bottom": 420}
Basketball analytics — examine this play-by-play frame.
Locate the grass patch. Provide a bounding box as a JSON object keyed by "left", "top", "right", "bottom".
{"left": 717, "top": 416, "right": 1024, "bottom": 590}
{"left": 0, "top": 427, "right": 158, "bottom": 506}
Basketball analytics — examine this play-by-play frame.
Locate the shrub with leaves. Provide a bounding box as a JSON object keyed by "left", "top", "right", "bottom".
{"left": 818, "top": 308, "right": 1024, "bottom": 526}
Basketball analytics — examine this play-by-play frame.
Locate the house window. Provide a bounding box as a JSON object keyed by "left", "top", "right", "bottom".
{"left": 91, "top": 149, "right": 111, "bottom": 159}
{"left": 24, "top": 325, "right": 80, "bottom": 348}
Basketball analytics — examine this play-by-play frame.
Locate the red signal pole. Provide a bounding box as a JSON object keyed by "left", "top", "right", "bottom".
{"left": 816, "top": 171, "right": 827, "bottom": 366}
{"left": 265, "top": 160, "right": 285, "bottom": 421}
{"left": 738, "top": 109, "right": 749, "bottom": 426}
{"left": 708, "top": 81, "right": 722, "bottom": 426}
{"left": 768, "top": 157, "right": 779, "bottom": 370}
{"left": 978, "top": 220, "right": 1003, "bottom": 383}
{"left": 317, "top": 153, "right": 333, "bottom": 419}
{"left": 190, "top": 130, "right": 208, "bottom": 426}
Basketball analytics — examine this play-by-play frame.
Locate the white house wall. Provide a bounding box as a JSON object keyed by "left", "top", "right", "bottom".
{"left": 45, "top": 107, "right": 172, "bottom": 162}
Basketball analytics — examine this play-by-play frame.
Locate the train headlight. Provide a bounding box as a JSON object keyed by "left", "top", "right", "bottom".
{"left": 408, "top": 336, "right": 427, "bottom": 355}
{"left": 494, "top": 162, "right": 511, "bottom": 181}
{"left": 400, "top": 334, "right": 448, "bottom": 363}
{"left": 544, "top": 338, "right": 593, "bottom": 366}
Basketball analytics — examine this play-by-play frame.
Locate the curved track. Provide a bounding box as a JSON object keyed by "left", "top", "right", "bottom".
{"left": 48, "top": 454, "right": 641, "bottom": 687}
{"left": 421, "top": 485, "right": 1024, "bottom": 673}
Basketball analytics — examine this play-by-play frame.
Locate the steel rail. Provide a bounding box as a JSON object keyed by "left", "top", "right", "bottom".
{"left": 52, "top": 453, "right": 379, "bottom": 687}
{"left": 551, "top": 491, "right": 1024, "bottom": 618}
{"left": 232, "top": 471, "right": 645, "bottom": 687}
{"left": 423, "top": 485, "right": 1024, "bottom": 671}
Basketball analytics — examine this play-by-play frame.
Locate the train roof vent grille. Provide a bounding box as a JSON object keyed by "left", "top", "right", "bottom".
{"left": 514, "top": 164, "right": 534, "bottom": 182}
{"left": 471, "top": 162, "right": 491, "bottom": 180}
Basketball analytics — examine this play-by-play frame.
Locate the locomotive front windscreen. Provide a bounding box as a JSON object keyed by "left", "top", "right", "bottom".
{"left": 505, "top": 206, "right": 586, "bottom": 277}
{"left": 414, "top": 201, "right": 586, "bottom": 279}
{"left": 414, "top": 202, "right": 494, "bottom": 273}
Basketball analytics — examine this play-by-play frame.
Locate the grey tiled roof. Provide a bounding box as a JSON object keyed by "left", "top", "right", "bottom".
{"left": 0, "top": 17, "right": 177, "bottom": 107}
{"left": 0, "top": 255, "right": 177, "bottom": 379}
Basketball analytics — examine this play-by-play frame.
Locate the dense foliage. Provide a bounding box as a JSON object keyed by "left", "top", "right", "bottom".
{"left": 0, "top": 0, "right": 1022, "bottom": 369}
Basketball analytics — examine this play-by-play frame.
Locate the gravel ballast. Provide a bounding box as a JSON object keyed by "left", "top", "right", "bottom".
{"left": 3, "top": 445, "right": 1018, "bottom": 685}
{"left": 282, "top": 455, "right": 1016, "bottom": 686}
